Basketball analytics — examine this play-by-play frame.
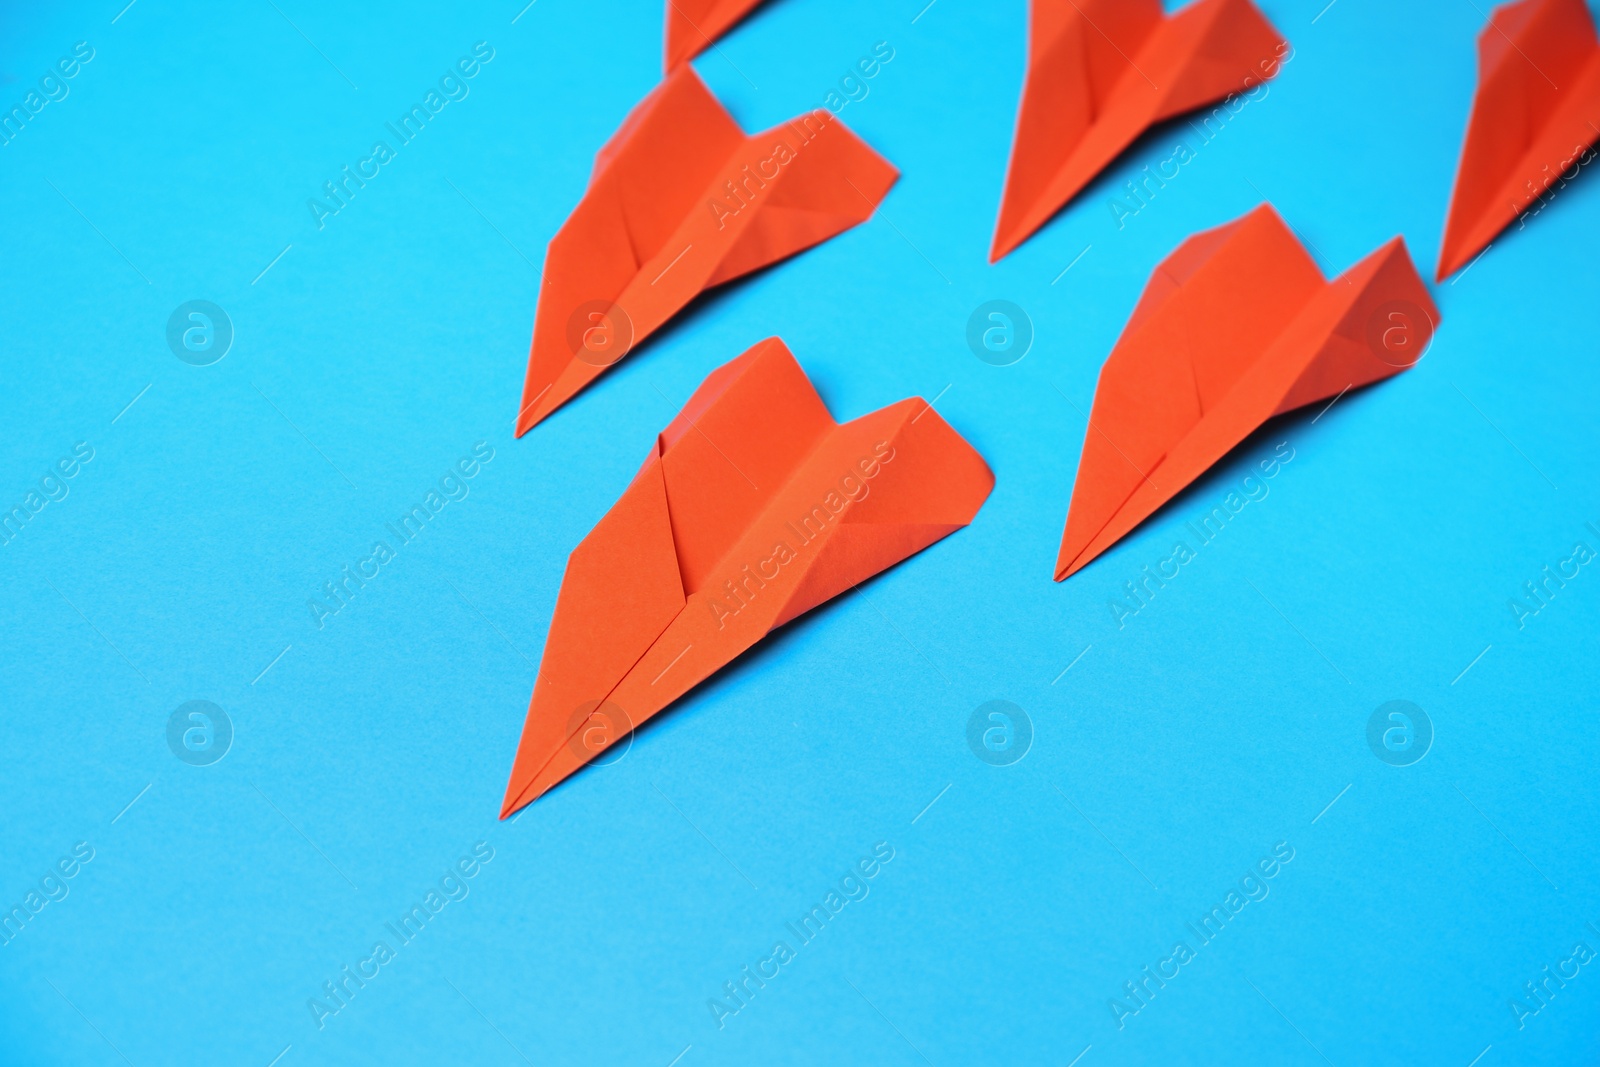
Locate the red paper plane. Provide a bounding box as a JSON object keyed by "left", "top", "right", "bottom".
{"left": 516, "top": 67, "right": 897, "bottom": 436}
{"left": 1437, "top": 0, "right": 1600, "bottom": 279}
{"left": 665, "top": 0, "right": 769, "bottom": 70}
{"left": 1056, "top": 204, "right": 1438, "bottom": 580}
{"left": 502, "top": 338, "right": 994, "bottom": 816}
{"left": 992, "top": 0, "right": 1287, "bottom": 261}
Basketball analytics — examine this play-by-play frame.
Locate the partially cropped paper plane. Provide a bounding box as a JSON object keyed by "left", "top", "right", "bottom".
{"left": 993, "top": 0, "right": 1287, "bottom": 260}
{"left": 1438, "top": 0, "right": 1600, "bottom": 279}
{"left": 665, "top": 0, "right": 769, "bottom": 70}
{"left": 1056, "top": 204, "right": 1438, "bottom": 580}
{"left": 516, "top": 67, "right": 897, "bottom": 435}
{"left": 502, "top": 339, "right": 994, "bottom": 816}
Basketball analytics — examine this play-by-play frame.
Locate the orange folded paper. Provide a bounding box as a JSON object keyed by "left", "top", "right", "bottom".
{"left": 665, "top": 0, "right": 769, "bottom": 70}
{"left": 1056, "top": 204, "right": 1438, "bottom": 580}
{"left": 993, "top": 0, "right": 1287, "bottom": 261}
{"left": 1437, "top": 0, "right": 1600, "bottom": 279}
{"left": 516, "top": 67, "right": 897, "bottom": 435}
{"left": 502, "top": 339, "right": 994, "bottom": 816}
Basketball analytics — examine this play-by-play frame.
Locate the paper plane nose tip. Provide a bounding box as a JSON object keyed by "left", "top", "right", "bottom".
{"left": 500, "top": 777, "right": 537, "bottom": 820}
{"left": 515, "top": 387, "right": 561, "bottom": 438}
{"left": 500, "top": 750, "right": 546, "bottom": 818}
{"left": 989, "top": 225, "right": 1022, "bottom": 263}
{"left": 1055, "top": 534, "right": 1099, "bottom": 581}
{"left": 1434, "top": 254, "right": 1459, "bottom": 283}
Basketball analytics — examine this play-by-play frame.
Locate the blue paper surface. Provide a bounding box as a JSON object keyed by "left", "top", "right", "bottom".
{"left": 2, "top": 1, "right": 1598, "bottom": 1064}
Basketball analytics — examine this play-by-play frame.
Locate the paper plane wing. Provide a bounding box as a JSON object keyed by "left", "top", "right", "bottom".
{"left": 517, "top": 67, "right": 898, "bottom": 435}
{"left": 665, "top": 0, "right": 770, "bottom": 70}
{"left": 992, "top": 0, "right": 1286, "bottom": 261}
{"left": 1438, "top": 0, "right": 1600, "bottom": 279}
{"left": 503, "top": 338, "right": 994, "bottom": 816}
{"left": 1055, "top": 204, "right": 1438, "bottom": 580}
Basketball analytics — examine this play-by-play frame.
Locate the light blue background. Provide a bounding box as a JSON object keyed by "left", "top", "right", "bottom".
{"left": 2, "top": 1, "right": 1597, "bottom": 1064}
